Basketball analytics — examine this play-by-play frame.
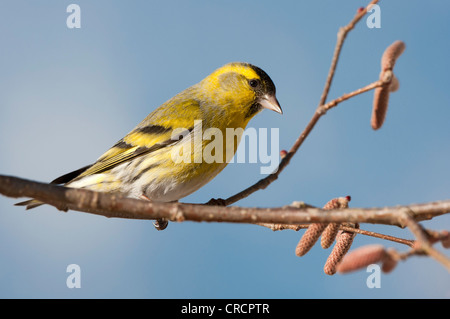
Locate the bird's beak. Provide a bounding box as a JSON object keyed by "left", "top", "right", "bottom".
{"left": 259, "top": 94, "right": 282, "bottom": 114}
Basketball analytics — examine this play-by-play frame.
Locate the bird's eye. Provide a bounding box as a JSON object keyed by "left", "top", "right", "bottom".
{"left": 249, "top": 79, "right": 260, "bottom": 88}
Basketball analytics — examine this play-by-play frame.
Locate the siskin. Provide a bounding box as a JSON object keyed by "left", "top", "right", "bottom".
{"left": 17, "top": 62, "right": 282, "bottom": 227}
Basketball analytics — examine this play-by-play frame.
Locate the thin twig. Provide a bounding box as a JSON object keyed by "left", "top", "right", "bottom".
{"left": 319, "top": 80, "right": 385, "bottom": 114}
{"left": 340, "top": 225, "right": 414, "bottom": 247}
{"left": 319, "top": 0, "right": 380, "bottom": 106}
{"left": 258, "top": 222, "right": 414, "bottom": 247}
{"left": 212, "top": 1, "right": 380, "bottom": 207}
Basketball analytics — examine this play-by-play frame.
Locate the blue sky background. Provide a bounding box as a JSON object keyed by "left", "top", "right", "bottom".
{"left": 0, "top": 1, "right": 449, "bottom": 298}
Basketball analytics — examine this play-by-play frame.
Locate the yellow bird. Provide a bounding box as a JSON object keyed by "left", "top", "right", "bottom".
{"left": 17, "top": 62, "right": 282, "bottom": 228}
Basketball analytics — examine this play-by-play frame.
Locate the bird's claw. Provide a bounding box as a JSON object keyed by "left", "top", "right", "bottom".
{"left": 153, "top": 218, "right": 169, "bottom": 231}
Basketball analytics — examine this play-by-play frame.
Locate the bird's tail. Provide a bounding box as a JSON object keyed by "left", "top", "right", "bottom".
{"left": 15, "top": 199, "right": 45, "bottom": 210}
{"left": 14, "top": 164, "right": 93, "bottom": 210}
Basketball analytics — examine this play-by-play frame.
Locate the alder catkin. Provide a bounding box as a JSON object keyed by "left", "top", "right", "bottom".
{"left": 381, "top": 248, "right": 398, "bottom": 273}
{"left": 440, "top": 231, "right": 450, "bottom": 248}
{"left": 320, "top": 196, "right": 350, "bottom": 248}
{"left": 381, "top": 40, "right": 406, "bottom": 71}
{"left": 295, "top": 196, "right": 351, "bottom": 258}
{"left": 371, "top": 86, "right": 390, "bottom": 130}
{"left": 323, "top": 223, "right": 358, "bottom": 275}
{"left": 389, "top": 74, "right": 399, "bottom": 92}
{"left": 336, "top": 244, "right": 386, "bottom": 273}
{"left": 371, "top": 41, "right": 406, "bottom": 130}
{"left": 295, "top": 223, "right": 328, "bottom": 256}
{"left": 321, "top": 223, "right": 341, "bottom": 249}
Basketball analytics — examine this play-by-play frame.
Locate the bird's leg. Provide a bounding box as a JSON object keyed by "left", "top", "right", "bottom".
{"left": 140, "top": 194, "right": 169, "bottom": 231}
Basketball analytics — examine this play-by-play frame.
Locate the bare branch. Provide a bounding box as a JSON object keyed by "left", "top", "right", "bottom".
{"left": 399, "top": 212, "right": 450, "bottom": 271}
{"left": 1, "top": 175, "right": 449, "bottom": 227}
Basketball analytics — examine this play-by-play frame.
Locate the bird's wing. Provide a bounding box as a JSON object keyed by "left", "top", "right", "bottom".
{"left": 60, "top": 96, "right": 203, "bottom": 184}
